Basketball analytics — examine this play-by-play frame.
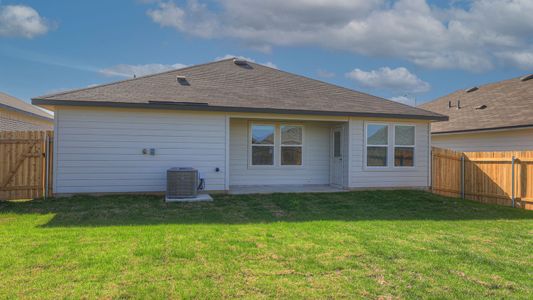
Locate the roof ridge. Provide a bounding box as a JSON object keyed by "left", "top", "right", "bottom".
{"left": 33, "top": 58, "right": 235, "bottom": 100}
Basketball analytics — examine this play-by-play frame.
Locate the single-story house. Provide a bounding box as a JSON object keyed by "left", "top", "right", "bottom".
{"left": 33, "top": 58, "right": 446, "bottom": 195}
{"left": 1, "top": 92, "right": 54, "bottom": 131}
{"left": 420, "top": 74, "right": 533, "bottom": 152}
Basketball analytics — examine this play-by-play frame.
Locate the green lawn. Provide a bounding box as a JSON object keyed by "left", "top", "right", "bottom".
{"left": 0, "top": 190, "right": 532, "bottom": 299}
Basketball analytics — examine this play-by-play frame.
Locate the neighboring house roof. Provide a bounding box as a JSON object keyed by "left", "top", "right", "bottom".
{"left": 33, "top": 59, "right": 446, "bottom": 121}
{"left": 420, "top": 75, "right": 533, "bottom": 134}
{"left": 0, "top": 92, "right": 54, "bottom": 121}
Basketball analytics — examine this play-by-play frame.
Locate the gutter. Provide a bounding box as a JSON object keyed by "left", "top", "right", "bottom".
{"left": 432, "top": 124, "right": 533, "bottom": 135}
{"left": 31, "top": 99, "right": 449, "bottom": 122}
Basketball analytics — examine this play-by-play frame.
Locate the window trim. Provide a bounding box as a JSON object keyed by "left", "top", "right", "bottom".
{"left": 364, "top": 122, "right": 390, "bottom": 169}
{"left": 364, "top": 122, "right": 417, "bottom": 170}
{"left": 248, "top": 122, "right": 305, "bottom": 168}
{"left": 393, "top": 124, "right": 416, "bottom": 168}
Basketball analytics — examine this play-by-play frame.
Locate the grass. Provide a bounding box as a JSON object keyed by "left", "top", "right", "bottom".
{"left": 0, "top": 190, "right": 532, "bottom": 299}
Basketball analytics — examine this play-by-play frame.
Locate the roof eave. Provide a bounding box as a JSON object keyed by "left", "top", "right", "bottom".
{"left": 32, "top": 99, "right": 448, "bottom": 121}
{"left": 432, "top": 124, "right": 533, "bottom": 135}
{"left": 0, "top": 102, "right": 54, "bottom": 121}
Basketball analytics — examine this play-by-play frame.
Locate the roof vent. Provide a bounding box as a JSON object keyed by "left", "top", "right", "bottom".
{"left": 176, "top": 75, "right": 190, "bottom": 86}
{"left": 233, "top": 58, "right": 248, "bottom": 66}
{"left": 520, "top": 74, "right": 533, "bottom": 82}
{"left": 465, "top": 86, "right": 478, "bottom": 93}
{"left": 475, "top": 104, "right": 487, "bottom": 110}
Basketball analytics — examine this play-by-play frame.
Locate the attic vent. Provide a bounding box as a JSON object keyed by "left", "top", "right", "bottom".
{"left": 520, "top": 74, "right": 533, "bottom": 82}
{"left": 176, "top": 76, "right": 189, "bottom": 85}
{"left": 233, "top": 58, "right": 248, "bottom": 65}
{"left": 465, "top": 86, "right": 478, "bottom": 93}
{"left": 475, "top": 104, "right": 487, "bottom": 110}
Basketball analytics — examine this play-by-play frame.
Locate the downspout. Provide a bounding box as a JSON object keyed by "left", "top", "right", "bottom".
{"left": 511, "top": 155, "right": 515, "bottom": 207}
{"left": 428, "top": 123, "right": 432, "bottom": 190}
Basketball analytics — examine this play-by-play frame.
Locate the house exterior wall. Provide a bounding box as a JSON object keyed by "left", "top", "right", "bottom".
{"left": 229, "top": 118, "right": 333, "bottom": 186}
{"left": 52, "top": 106, "right": 433, "bottom": 194}
{"left": 348, "top": 118, "right": 431, "bottom": 189}
{"left": 53, "top": 106, "right": 227, "bottom": 194}
{"left": 0, "top": 107, "right": 53, "bottom": 131}
{"left": 432, "top": 128, "right": 533, "bottom": 152}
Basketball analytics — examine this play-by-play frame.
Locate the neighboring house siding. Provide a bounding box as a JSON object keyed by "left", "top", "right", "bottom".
{"left": 349, "top": 119, "right": 430, "bottom": 188}
{"left": 229, "top": 118, "right": 331, "bottom": 185}
{"left": 432, "top": 128, "right": 533, "bottom": 152}
{"left": 54, "top": 107, "right": 227, "bottom": 194}
{"left": 0, "top": 108, "right": 53, "bottom": 131}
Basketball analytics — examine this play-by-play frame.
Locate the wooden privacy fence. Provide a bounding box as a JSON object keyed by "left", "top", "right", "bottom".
{"left": 432, "top": 147, "right": 533, "bottom": 210}
{"left": 0, "top": 131, "right": 53, "bottom": 200}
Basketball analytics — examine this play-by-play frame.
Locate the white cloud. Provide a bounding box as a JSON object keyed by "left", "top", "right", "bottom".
{"left": 495, "top": 50, "right": 533, "bottom": 70}
{"left": 99, "top": 63, "right": 187, "bottom": 78}
{"left": 346, "top": 67, "right": 430, "bottom": 93}
{"left": 145, "top": 0, "right": 533, "bottom": 72}
{"left": 147, "top": 2, "right": 185, "bottom": 31}
{"left": 147, "top": 0, "right": 217, "bottom": 38}
{"left": 0, "top": 5, "right": 51, "bottom": 38}
{"left": 215, "top": 54, "right": 277, "bottom": 69}
{"left": 390, "top": 95, "right": 415, "bottom": 106}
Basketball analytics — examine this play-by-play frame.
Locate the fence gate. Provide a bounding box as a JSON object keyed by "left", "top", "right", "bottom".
{"left": 0, "top": 131, "right": 53, "bottom": 200}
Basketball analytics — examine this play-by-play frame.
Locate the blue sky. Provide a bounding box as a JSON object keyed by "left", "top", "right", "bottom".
{"left": 1, "top": 0, "right": 531, "bottom": 106}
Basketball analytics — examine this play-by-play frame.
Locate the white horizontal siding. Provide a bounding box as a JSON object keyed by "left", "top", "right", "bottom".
{"left": 229, "top": 119, "right": 332, "bottom": 185}
{"left": 54, "top": 107, "right": 227, "bottom": 194}
{"left": 349, "top": 118, "right": 430, "bottom": 188}
{"left": 432, "top": 128, "right": 533, "bottom": 152}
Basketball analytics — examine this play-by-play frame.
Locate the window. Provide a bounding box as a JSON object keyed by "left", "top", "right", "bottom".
{"left": 366, "top": 124, "right": 388, "bottom": 167}
{"left": 333, "top": 131, "right": 341, "bottom": 157}
{"left": 251, "top": 125, "right": 275, "bottom": 165}
{"left": 249, "top": 123, "right": 304, "bottom": 167}
{"left": 394, "top": 125, "right": 415, "bottom": 167}
{"left": 281, "top": 125, "right": 303, "bottom": 165}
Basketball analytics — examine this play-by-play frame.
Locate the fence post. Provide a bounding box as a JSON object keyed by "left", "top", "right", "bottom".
{"left": 45, "top": 133, "right": 50, "bottom": 200}
{"left": 461, "top": 156, "right": 465, "bottom": 199}
{"left": 511, "top": 156, "right": 515, "bottom": 208}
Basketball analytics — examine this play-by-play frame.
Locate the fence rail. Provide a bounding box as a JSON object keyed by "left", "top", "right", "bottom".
{"left": 432, "top": 147, "right": 533, "bottom": 210}
{"left": 0, "top": 130, "right": 53, "bottom": 200}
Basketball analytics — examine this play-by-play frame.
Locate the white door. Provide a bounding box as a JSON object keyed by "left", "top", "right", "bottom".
{"left": 331, "top": 127, "right": 343, "bottom": 187}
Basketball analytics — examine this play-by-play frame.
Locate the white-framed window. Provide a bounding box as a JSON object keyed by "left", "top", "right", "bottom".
{"left": 280, "top": 125, "right": 303, "bottom": 166}
{"left": 249, "top": 123, "right": 304, "bottom": 167}
{"left": 365, "top": 122, "right": 416, "bottom": 168}
{"left": 366, "top": 123, "right": 389, "bottom": 167}
{"left": 394, "top": 125, "right": 415, "bottom": 167}
{"left": 250, "top": 124, "right": 275, "bottom": 166}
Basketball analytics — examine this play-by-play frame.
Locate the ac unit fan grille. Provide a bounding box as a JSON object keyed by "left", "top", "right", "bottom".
{"left": 167, "top": 168, "right": 198, "bottom": 199}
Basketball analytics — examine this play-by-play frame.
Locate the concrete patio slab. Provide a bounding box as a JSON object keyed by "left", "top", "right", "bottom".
{"left": 229, "top": 185, "right": 346, "bottom": 195}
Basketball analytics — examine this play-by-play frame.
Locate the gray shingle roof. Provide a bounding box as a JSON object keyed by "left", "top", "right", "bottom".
{"left": 33, "top": 59, "right": 446, "bottom": 121}
{"left": 1, "top": 92, "right": 53, "bottom": 120}
{"left": 420, "top": 75, "right": 533, "bottom": 134}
